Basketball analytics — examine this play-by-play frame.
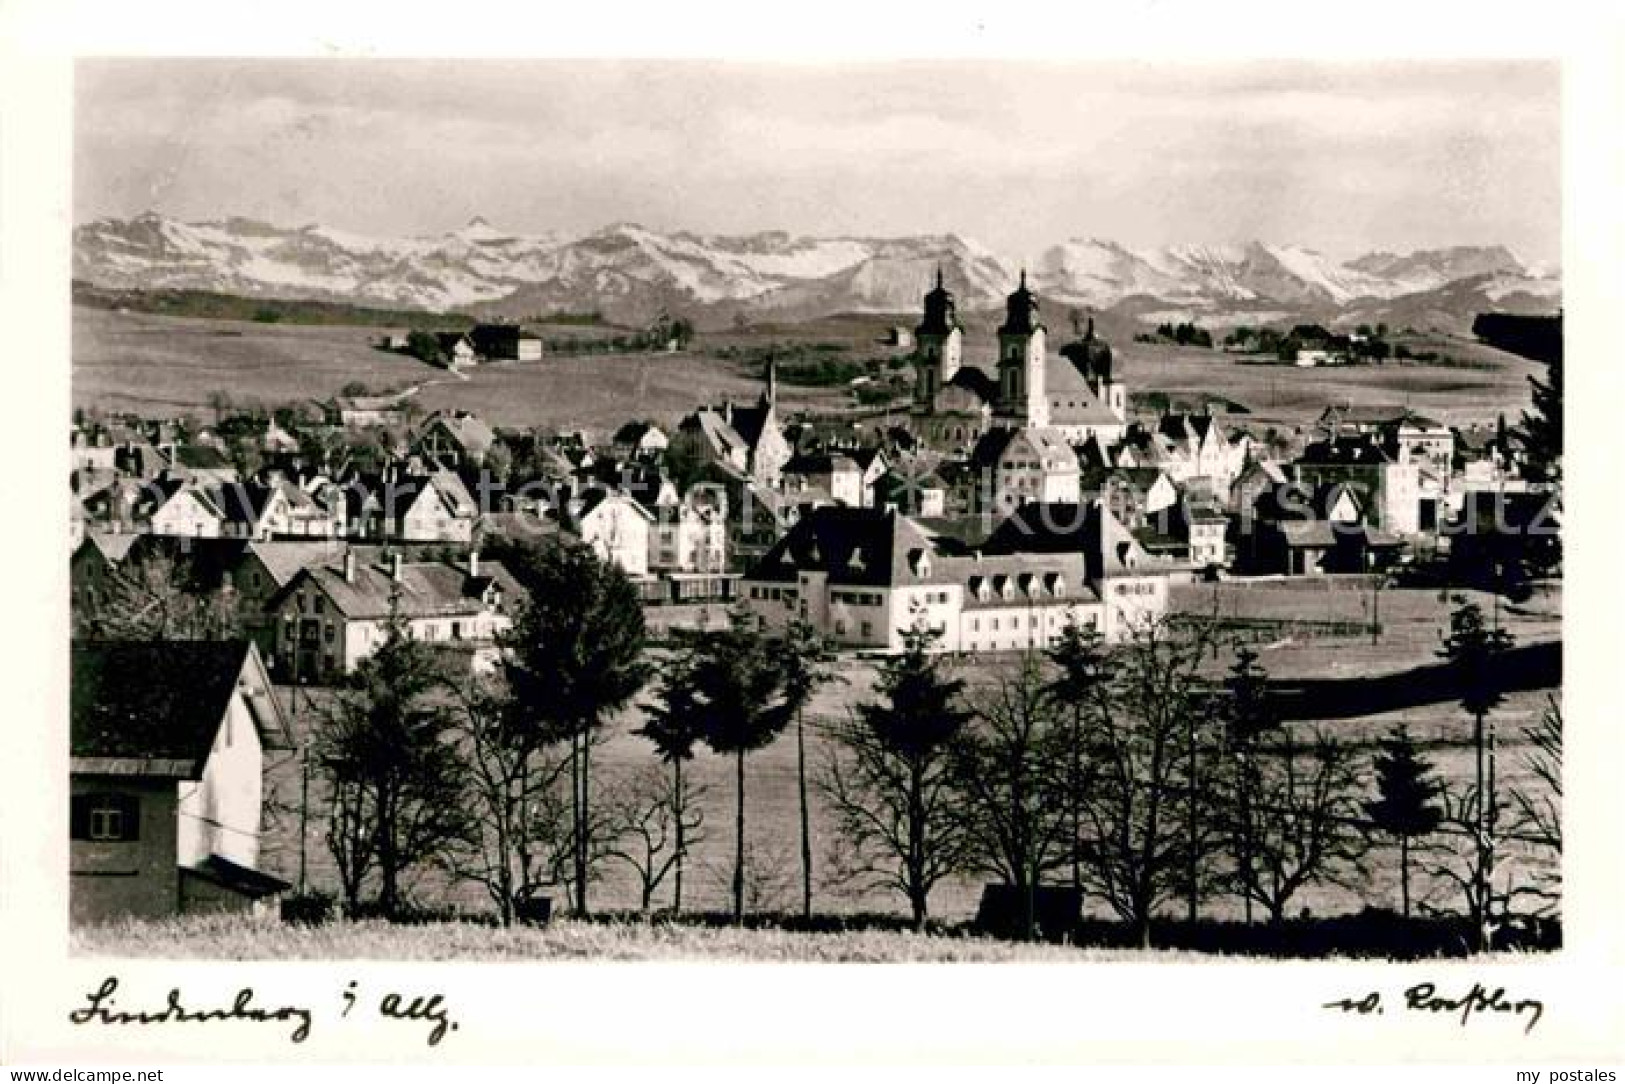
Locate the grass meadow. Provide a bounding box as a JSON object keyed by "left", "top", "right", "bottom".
{"left": 72, "top": 914, "right": 1181, "bottom": 962}
{"left": 73, "top": 306, "right": 1541, "bottom": 437}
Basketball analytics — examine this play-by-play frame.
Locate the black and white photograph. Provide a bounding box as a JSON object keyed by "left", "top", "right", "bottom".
{"left": 3, "top": 5, "right": 1622, "bottom": 1069}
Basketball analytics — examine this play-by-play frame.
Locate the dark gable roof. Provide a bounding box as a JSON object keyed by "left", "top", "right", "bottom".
{"left": 784, "top": 451, "right": 859, "bottom": 477}
{"left": 728, "top": 403, "right": 775, "bottom": 449}
{"left": 747, "top": 507, "right": 946, "bottom": 587}
{"left": 173, "top": 444, "right": 230, "bottom": 470}
{"left": 1299, "top": 436, "right": 1395, "bottom": 466}
{"left": 71, "top": 641, "right": 252, "bottom": 771}
{"left": 288, "top": 555, "right": 525, "bottom": 620}
{"left": 183, "top": 854, "right": 290, "bottom": 897}
{"left": 468, "top": 323, "right": 527, "bottom": 356}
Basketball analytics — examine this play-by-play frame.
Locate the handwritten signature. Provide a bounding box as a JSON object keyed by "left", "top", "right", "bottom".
{"left": 1323, "top": 981, "right": 1545, "bottom": 1035}
{"left": 68, "top": 976, "right": 459, "bottom": 1046}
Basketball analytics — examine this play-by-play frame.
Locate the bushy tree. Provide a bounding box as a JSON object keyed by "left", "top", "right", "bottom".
{"left": 315, "top": 614, "right": 470, "bottom": 916}
{"left": 1517, "top": 354, "right": 1562, "bottom": 484}
{"left": 497, "top": 538, "right": 649, "bottom": 916}
{"left": 403, "top": 329, "right": 446, "bottom": 365}
{"left": 73, "top": 547, "right": 240, "bottom": 642}
{"left": 822, "top": 624, "right": 971, "bottom": 930}
{"left": 1365, "top": 725, "right": 1444, "bottom": 918}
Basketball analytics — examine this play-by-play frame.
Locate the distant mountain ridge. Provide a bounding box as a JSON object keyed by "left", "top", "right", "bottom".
{"left": 74, "top": 213, "right": 1561, "bottom": 331}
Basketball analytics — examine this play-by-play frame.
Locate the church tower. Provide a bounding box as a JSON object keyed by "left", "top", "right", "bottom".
{"left": 996, "top": 271, "right": 1048, "bottom": 426}
{"left": 913, "top": 267, "right": 963, "bottom": 412}
{"left": 1064, "top": 315, "right": 1126, "bottom": 421}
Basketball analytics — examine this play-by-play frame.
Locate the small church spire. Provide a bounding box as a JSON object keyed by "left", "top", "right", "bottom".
{"left": 935, "top": 265, "right": 943, "bottom": 290}
{"left": 1019, "top": 268, "right": 1027, "bottom": 290}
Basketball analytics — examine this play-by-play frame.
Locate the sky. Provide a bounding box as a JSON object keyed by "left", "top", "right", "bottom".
{"left": 74, "top": 59, "right": 1562, "bottom": 265}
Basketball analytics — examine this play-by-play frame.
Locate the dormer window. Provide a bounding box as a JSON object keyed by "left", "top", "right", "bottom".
{"left": 908, "top": 548, "right": 931, "bottom": 578}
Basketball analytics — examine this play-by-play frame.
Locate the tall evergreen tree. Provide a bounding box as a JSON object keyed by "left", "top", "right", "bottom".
{"left": 1043, "top": 618, "right": 1109, "bottom": 898}
{"left": 1221, "top": 645, "right": 1279, "bottom": 923}
{"left": 688, "top": 615, "right": 793, "bottom": 923}
{"left": 778, "top": 619, "right": 840, "bottom": 921}
{"left": 636, "top": 639, "right": 709, "bottom": 912}
{"left": 1365, "top": 725, "right": 1444, "bottom": 917}
{"left": 1438, "top": 597, "right": 1516, "bottom": 949}
{"left": 1517, "top": 353, "right": 1563, "bottom": 484}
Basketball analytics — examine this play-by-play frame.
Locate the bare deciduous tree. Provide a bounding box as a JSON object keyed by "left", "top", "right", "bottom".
{"left": 953, "top": 653, "right": 1076, "bottom": 941}
{"left": 821, "top": 624, "right": 970, "bottom": 930}
{"left": 1239, "top": 727, "right": 1369, "bottom": 925}
{"left": 447, "top": 673, "right": 575, "bottom": 925}
{"left": 605, "top": 763, "right": 708, "bottom": 912}
{"left": 1072, "top": 615, "right": 1225, "bottom": 947}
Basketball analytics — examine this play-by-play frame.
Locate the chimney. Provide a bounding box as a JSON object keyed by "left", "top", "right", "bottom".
{"left": 343, "top": 548, "right": 356, "bottom": 583}
{"left": 468, "top": 549, "right": 480, "bottom": 579}
{"left": 391, "top": 552, "right": 403, "bottom": 582}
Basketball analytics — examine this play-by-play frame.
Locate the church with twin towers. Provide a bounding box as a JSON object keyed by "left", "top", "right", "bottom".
{"left": 909, "top": 268, "right": 1130, "bottom": 453}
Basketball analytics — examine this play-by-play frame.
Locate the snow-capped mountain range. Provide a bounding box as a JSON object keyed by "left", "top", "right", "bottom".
{"left": 74, "top": 213, "right": 1561, "bottom": 328}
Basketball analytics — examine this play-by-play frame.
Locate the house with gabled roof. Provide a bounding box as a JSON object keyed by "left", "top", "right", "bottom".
{"left": 149, "top": 480, "right": 288, "bottom": 540}
{"left": 675, "top": 361, "right": 791, "bottom": 487}
{"left": 782, "top": 450, "right": 865, "bottom": 508}
{"left": 613, "top": 420, "right": 670, "bottom": 458}
{"left": 969, "top": 426, "right": 1082, "bottom": 516}
{"left": 343, "top": 470, "right": 478, "bottom": 542}
{"left": 557, "top": 486, "right": 654, "bottom": 578}
{"left": 70, "top": 640, "right": 292, "bottom": 923}
{"left": 413, "top": 410, "right": 497, "bottom": 468}
{"left": 435, "top": 331, "right": 479, "bottom": 369}
{"left": 1294, "top": 433, "right": 1422, "bottom": 536}
{"left": 268, "top": 548, "right": 524, "bottom": 681}
{"left": 469, "top": 323, "right": 543, "bottom": 362}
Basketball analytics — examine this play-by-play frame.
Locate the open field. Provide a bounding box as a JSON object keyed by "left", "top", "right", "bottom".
{"left": 73, "top": 306, "right": 1540, "bottom": 434}
{"left": 72, "top": 306, "right": 849, "bottom": 434}
{"left": 254, "top": 584, "right": 1560, "bottom": 931}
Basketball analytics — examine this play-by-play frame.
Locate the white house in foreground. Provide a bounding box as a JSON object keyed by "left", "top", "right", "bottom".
{"left": 70, "top": 640, "right": 293, "bottom": 923}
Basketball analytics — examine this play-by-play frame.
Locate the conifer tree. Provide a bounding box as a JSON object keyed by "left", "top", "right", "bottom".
{"left": 1366, "top": 725, "right": 1444, "bottom": 917}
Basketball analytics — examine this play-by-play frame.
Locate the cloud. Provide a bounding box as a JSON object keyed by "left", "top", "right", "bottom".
{"left": 74, "top": 58, "right": 1561, "bottom": 261}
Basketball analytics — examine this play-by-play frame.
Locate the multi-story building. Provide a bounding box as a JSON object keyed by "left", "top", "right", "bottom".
{"left": 268, "top": 548, "right": 522, "bottom": 681}
{"left": 740, "top": 503, "right": 1171, "bottom": 653}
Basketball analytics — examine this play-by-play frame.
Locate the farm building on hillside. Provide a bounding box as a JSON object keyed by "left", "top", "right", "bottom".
{"left": 469, "top": 323, "right": 544, "bottom": 362}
